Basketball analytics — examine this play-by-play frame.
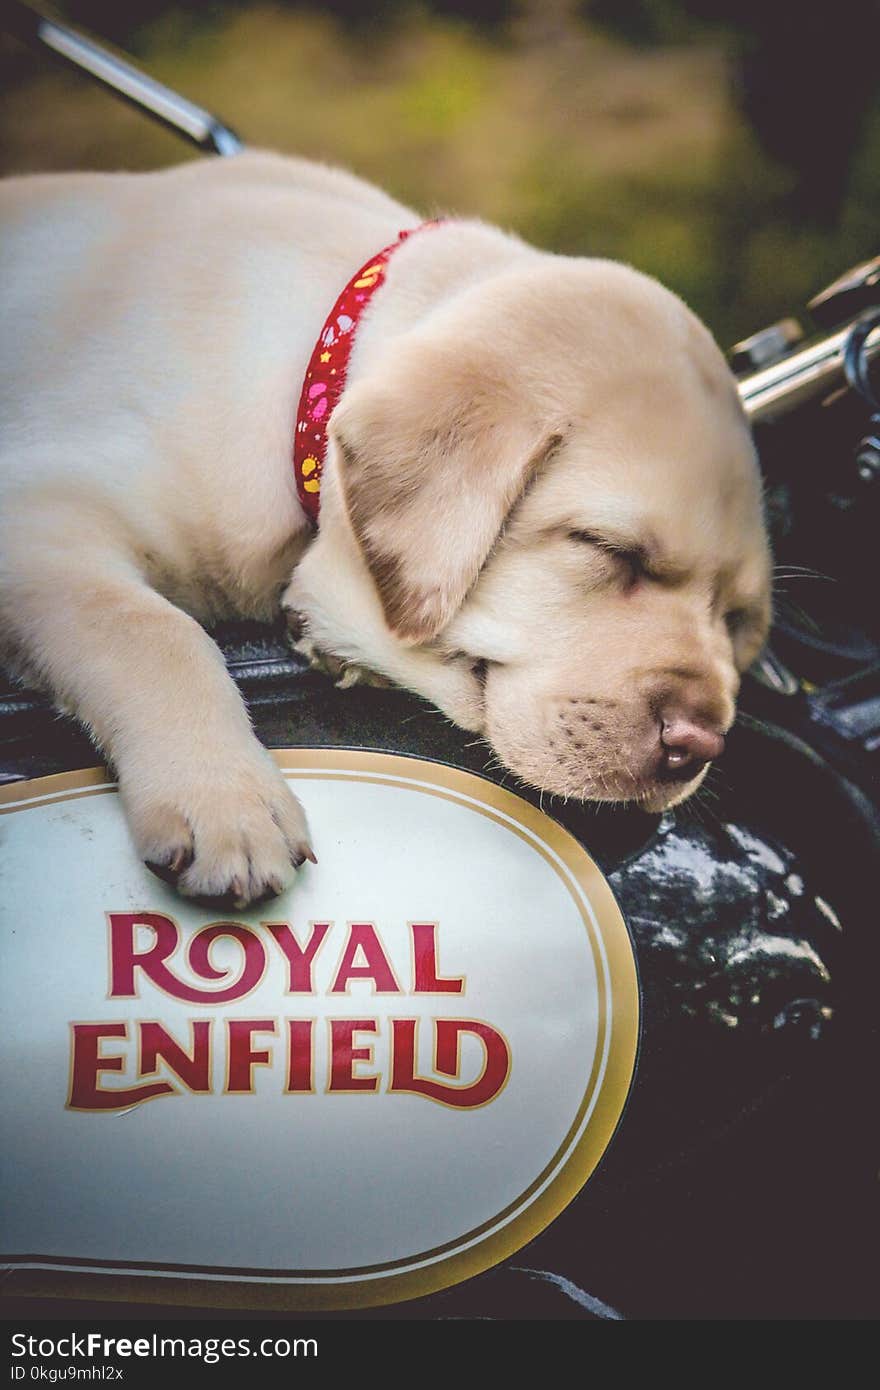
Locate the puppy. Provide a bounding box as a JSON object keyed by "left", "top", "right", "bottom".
{"left": 0, "top": 151, "right": 771, "bottom": 906}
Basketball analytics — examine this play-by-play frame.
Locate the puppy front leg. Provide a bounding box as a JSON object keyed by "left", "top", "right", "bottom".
{"left": 3, "top": 552, "right": 314, "bottom": 907}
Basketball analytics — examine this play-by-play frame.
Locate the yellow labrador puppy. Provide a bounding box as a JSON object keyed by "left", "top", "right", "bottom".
{"left": 0, "top": 151, "right": 771, "bottom": 906}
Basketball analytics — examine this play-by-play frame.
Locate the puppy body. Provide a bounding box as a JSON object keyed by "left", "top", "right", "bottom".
{"left": 0, "top": 151, "right": 771, "bottom": 905}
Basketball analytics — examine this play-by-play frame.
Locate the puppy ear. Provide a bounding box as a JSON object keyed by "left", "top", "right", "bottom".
{"left": 330, "top": 343, "right": 556, "bottom": 644}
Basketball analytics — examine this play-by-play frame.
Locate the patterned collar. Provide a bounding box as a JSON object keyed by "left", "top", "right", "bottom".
{"left": 292, "top": 221, "right": 443, "bottom": 524}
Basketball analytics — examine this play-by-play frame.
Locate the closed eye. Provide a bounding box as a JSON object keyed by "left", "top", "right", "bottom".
{"left": 567, "top": 529, "right": 648, "bottom": 589}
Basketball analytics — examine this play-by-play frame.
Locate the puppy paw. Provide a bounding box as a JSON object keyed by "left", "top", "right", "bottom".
{"left": 123, "top": 750, "right": 315, "bottom": 909}
{"left": 289, "top": 624, "right": 389, "bottom": 690}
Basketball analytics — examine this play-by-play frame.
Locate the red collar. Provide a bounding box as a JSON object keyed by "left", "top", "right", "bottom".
{"left": 293, "top": 222, "right": 442, "bottom": 524}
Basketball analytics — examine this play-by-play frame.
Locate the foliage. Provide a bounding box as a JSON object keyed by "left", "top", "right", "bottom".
{"left": 1, "top": 1, "right": 877, "bottom": 346}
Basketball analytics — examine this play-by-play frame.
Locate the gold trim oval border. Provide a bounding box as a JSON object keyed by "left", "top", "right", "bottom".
{"left": 0, "top": 749, "right": 640, "bottom": 1312}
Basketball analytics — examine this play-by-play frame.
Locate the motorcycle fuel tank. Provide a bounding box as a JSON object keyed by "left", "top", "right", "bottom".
{"left": 1, "top": 622, "right": 876, "bottom": 1321}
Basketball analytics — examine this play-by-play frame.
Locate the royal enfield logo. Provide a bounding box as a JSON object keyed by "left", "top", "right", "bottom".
{"left": 69, "top": 915, "right": 510, "bottom": 1111}
{"left": 0, "top": 750, "right": 638, "bottom": 1310}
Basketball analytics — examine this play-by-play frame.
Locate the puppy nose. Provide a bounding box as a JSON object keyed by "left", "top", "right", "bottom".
{"left": 658, "top": 718, "right": 725, "bottom": 781}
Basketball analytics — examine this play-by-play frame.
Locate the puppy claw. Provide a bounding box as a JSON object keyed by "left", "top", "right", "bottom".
{"left": 145, "top": 858, "right": 182, "bottom": 889}
{"left": 335, "top": 666, "right": 361, "bottom": 690}
{"left": 311, "top": 649, "right": 346, "bottom": 679}
{"left": 168, "top": 845, "right": 192, "bottom": 875}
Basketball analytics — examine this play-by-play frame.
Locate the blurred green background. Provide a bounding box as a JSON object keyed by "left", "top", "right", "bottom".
{"left": 1, "top": 0, "right": 878, "bottom": 347}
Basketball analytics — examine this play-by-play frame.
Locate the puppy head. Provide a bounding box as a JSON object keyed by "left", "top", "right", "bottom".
{"left": 308, "top": 258, "right": 771, "bottom": 811}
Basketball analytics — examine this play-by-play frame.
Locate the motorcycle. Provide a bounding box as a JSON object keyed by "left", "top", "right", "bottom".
{"left": 1, "top": 1, "right": 877, "bottom": 1321}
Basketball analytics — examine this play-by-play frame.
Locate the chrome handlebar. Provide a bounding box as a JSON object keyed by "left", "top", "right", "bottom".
{"left": 738, "top": 314, "right": 880, "bottom": 425}
{"left": 3, "top": 0, "right": 243, "bottom": 156}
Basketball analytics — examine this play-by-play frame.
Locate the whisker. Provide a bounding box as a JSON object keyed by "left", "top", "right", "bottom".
{"left": 772, "top": 564, "right": 833, "bottom": 581}
{"left": 774, "top": 595, "right": 823, "bottom": 635}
